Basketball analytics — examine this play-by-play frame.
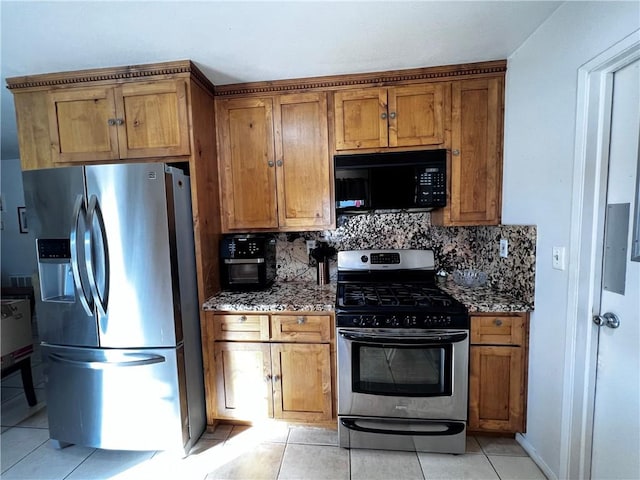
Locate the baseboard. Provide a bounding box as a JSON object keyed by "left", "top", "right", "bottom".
{"left": 516, "top": 433, "right": 557, "bottom": 480}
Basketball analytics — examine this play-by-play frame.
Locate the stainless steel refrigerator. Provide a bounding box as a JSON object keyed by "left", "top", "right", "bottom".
{"left": 22, "top": 163, "right": 205, "bottom": 454}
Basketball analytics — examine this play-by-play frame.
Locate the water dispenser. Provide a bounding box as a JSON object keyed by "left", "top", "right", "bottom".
{"left": 37, "top": 239, "right": 75, "bottom": 303}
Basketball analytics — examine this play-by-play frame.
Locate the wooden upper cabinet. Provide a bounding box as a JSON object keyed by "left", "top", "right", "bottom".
{"left": 274, "top": 92, "right": 332, "bottom": 229}
{"left": 48, "top": 87, "right": 119, "bottom": 162}
{"left": 334, "top": 88, "right": 388, "bottom": 150}
{"left": 216, "top": 92, "right": 332, "bottom": 232}
{"left": 334, "top": 84, "right": 446, "bottom": 151}
{"left": 216, "top": 97, "right": 278, "bottom": 230}
{"left": 48, "top": 80, "right": 190, "bottom": 164}
{"left": 116, "top": 81, "right": 190, "bottom": 159}
{"left": 448, "top": 77, "right": 503, "bottom": 225}
{"left": 388, "top": 84, "right": 445, "bottom": 147}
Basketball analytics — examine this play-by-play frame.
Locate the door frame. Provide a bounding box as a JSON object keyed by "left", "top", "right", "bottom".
{"left": 560, "top": 30, "right": 640, "bottom": 480}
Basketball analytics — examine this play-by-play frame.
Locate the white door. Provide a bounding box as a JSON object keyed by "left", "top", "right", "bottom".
{"left": 590, "top": 59, "right": 640, "bottom": 480}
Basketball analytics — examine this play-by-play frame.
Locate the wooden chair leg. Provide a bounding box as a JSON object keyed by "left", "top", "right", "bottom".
{"left": 19, "top": 358, "right": 37, "bottom": 406}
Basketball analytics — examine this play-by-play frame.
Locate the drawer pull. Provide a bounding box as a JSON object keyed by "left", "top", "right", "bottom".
{"left": 494, "top": 319, "right": 503, "bottom": 326}
{"left": 239, "top": 315, "right": 247, "bottom": 323}
{"left": 297, "top": 316, "right": 306, "bottom": 325}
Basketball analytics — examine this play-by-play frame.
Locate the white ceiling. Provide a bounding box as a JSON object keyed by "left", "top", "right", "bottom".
{"left": 0, "top": 1, "right": 561, "bottom": 160}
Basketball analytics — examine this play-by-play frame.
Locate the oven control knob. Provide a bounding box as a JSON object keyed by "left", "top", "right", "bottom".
{"left": 372, "top": 316, "right": 380, "bottom": 327}
{"left": 360, "top": 255, "right": 369, "bottom": 263}
{"left": 390, "top": 316, "right": 399, "bottom": 327}
{"left": 358, "top": 316, "right": 367, "bottom": 327}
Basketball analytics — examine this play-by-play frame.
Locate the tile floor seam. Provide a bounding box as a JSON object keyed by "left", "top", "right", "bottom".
{"left": 274, "top": 438, "right": 287, "bottom": 480}
{"left": 415, "top": 450, "right": 427, "bottom": 480}
{"left": 0, "top": 430, "right": 49, "bottom": 475}
{"left": 62, "top": 448, "right": 98, "bottom": 480}
{"left": 485, "top": 452, "right": 505, "bottom": 480}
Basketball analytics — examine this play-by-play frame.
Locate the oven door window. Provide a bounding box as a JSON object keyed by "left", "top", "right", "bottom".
{"left": 228, "top": 264, "right": 259, "bottom": 284}
{"left": 352, "top": 343, "right": 452, "bottom": 396}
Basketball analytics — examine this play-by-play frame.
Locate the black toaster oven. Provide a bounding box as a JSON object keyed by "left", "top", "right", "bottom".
{"left": 220, "top": 234, "right": 276, "bottom": 290}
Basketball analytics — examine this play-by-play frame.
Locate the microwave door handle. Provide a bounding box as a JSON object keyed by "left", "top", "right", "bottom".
{"left": 338, "top": 331, "right": 468, "bottom": 345}
{"left": 340, "top": 418, "right": 465, "bottom": 437}
{"left": 224, "top": 258, "right": 265, "bottom": 264}
{"left": 69, "top": 194, "right": 93, "bottom": 316}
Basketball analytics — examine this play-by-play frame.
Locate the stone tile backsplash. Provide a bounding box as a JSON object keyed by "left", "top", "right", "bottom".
{"left": 274, "top": 212, "right": 536, "bottom": 306}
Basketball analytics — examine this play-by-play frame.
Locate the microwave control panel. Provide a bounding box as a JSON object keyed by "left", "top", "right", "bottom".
{"left": 416, "top": 167, "right": 446, "bottom": 206}
{"left": 220, "top": 235, "right": 275, "bottom": 259}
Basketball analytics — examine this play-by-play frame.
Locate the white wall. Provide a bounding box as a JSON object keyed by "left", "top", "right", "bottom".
{"left": 503, "top": 2, "right": 640, "bottom": 477}
{"left": 1, "top": 158, "right": 37, "bottom": 286}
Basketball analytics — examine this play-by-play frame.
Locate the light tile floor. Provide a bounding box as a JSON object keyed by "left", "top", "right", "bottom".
{"left": 1, "top": 346, "right": 547, "bottom": 480}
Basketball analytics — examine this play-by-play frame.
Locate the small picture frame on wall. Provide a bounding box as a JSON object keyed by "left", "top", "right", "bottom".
{"left": 18, "top": 206, "right": 28, "bottom": 234}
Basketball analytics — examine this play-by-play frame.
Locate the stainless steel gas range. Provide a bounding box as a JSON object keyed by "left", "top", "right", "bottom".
{"left": 336, "top": 249, "right": 469, "bottom": 454}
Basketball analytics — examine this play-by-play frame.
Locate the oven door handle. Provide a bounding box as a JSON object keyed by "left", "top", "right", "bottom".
{"left": 338, "top": 331, "right": 468, "bottom": 345}
{"left": 340, "top": 418, "right": 465, "bottom": 437}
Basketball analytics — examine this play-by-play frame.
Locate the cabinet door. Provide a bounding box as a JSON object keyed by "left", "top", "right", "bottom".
{"left": 449, "top": 77, "right": 503, "bottom": 225}
{"left": 48, "top": 86, "right": 120, "bottom": 163}
{"left": 274, "top": 92, "right": 332, "bottom": 229}
{"left": 14, "top": 91, "right": 55, "bottom": 170}
{"left": 388, "top": 84, "right": 445, "bottom": 147}
{"left": 334, "top": 88, "right": 388, "bottom": 150}
{"left": 214, "top": 342, "right": 272, "bottom": 420}
{"left": 468, "top": 345, "right": 524, "bottom": 433}
{"left": 217, "top": 97, "right": 278, "bottom": 230}
{"left": 116, "top": 80, "right": 190, "bottom": 159}
{"left": 271, "top": 343, "right": 332, "bottom": 421}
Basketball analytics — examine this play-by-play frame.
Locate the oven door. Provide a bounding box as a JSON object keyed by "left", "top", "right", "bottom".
{"left": 337, "top": 328, "right": 468, "bottom": 420}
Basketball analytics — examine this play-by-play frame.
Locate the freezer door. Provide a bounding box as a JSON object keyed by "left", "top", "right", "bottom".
{"left": 22, "top": 167, "right": 99, "bottom": 347}
{"left": 85, "top": 163, "right": 183, "bottom": 348}
{"left": 43, "top": 344, "right": 189, "bottom": 452}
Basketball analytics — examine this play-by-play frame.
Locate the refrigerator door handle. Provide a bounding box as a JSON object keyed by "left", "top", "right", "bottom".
{"left": 85, "top": 194, "right": 110, "bottom": 316}
{"left": 70, "top": 194, "right": 93, "bottom": 316}
{"left": 49, "top": 352, "right": 166, "bottom": 369}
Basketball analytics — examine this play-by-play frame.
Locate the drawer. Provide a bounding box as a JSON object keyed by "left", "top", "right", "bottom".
{"left": 271, "top": 314, "right": 331, "bottom": 343}
{"left": 471, "top": 315, "right": 524, "bottom": 346}
{"left": 213, "top": 314, "right": 270, "bottom": 341}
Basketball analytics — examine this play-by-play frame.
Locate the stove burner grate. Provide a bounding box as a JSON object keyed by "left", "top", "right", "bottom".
{"left": 340, "top": 283, "right": 457, "bottom": 309}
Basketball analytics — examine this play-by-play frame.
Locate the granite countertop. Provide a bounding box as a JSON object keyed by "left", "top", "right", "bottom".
{"left": 202, "top": 282, "right": 337, "bottom": 312}
{"left": 202, "top": 281, "right": 532, "bottom": 313}
{"left": 438, "top": 280, "right": 533, "bottom": 313}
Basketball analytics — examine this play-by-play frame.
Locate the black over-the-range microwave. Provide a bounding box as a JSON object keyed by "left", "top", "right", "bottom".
{"left": 334, "top": 149, "right": 447, "bottom": 214}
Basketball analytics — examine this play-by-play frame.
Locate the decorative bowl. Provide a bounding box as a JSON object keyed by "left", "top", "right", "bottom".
{"left": 452, "top": 269, "right": 488, "bottom": 288}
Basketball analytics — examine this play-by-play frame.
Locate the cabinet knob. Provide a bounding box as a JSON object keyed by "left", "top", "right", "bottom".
{"left": 115, "top": 118, "right": 124, "bottom": 126}
{"left": 273, "top": 374, "right": 280, "bottom": 382}
{"left": 297, "top": 316, "right": 306, "bottom": 325}
{"left": 107, "top": 119, "right": 116, "bottom": 126}
{"left": 494, "top": 318, "right": 503, "bottom": 326}
{"left": 239, "top": 315, "right": 247, "bottom": 322}
{"left": 265, "top": 374, "right": 272, "bottom": 382}
{"left": 276, "top": 159, "right": 283, "bottom": 167}
{"left": 389, "top": 112, "right": 396, "bottom": 119}
{"left": 381, "top": 112, "right": 388, "bottom": 120}
{"left": 268, "top": 160, "right": 275, "bottom": 167}
{"left": 452, "top": 149, "right": 460, "bottom": 156}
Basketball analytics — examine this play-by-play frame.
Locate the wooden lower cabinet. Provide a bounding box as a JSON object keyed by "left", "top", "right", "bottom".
{"left": 468, "top": 313, "right": 528, "bottom": 434}
{"left": 272, "top": 343, "right": 332, "bottom": 421}
{"left": 214, "top": 341, "right": 332, "bottom": 422}
{"left": 209, "top": 311, "right": 334, "bottom": 424}
{"left": 214, "top": 342, "right": 272, "bottom": 420}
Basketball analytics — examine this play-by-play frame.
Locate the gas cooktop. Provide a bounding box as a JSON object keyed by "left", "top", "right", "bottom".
{"left": 335, "top": 249, "right": 469, "bottom": 329}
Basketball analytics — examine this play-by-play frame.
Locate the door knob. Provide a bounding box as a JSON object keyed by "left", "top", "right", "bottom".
{"left": 593, "top": 312, "right": 620, "bottom": 329}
